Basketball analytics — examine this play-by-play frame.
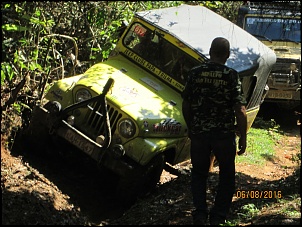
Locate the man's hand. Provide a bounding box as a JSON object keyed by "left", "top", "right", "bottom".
{"left": 237, "top": 137, "right": 246, "bottom": 155}
{"left": 234, "top": 104, "right": 247, "bottom": 156}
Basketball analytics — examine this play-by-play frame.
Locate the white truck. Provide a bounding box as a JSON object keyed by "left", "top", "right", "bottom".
{"left": 237, "top": 1, "right": 300, "bottom": 110}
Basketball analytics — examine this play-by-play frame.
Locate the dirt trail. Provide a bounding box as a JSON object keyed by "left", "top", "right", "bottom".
{"left": 1, "top": 102, "right": 301, "bottom": 225}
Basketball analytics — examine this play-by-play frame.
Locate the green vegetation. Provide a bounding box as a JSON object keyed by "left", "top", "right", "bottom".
{"left": 238, "top": 203, "right": 260, "bottom": 219}
{"left": 236, "top": 118, "right": 283, "bottom": 165}
{"left": 226, "top": 195, "right": 301, "bottom": 226}
{"left": 278, "top": 195, "right": 301, "bottom": 218}
{"left": 230, "top": 117, "right": 300, "bottom": 226}
{"left": 236, "top": 117, "right": 300, "bottom": 166}
{"left": 1, "top": 1, "right": 244, "bottom": 141}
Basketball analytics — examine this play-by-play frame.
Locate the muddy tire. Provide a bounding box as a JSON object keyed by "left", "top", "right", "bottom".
{"left": 116, "top": 153, "right": 165, "bottom": 205}
{"left": 19, "top": 106, "right": 51, "bottom": 153}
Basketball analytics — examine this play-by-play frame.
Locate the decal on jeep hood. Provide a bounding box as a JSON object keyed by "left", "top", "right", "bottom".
{"left": 153, "top": 118, "right": 182, "bottom": 135}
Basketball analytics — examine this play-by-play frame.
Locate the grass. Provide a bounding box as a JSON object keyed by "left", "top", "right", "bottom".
{"left": 278, "top": 195, "right": 301, "bottom": 218}
{"left": 237, "top": 203, "right": 260, "bottom": 219}
{"left": 235, "top": 117, "right": 283, "bottom": 165}
{"left": 227, "top": 117, "right": 301, "bottom": 226}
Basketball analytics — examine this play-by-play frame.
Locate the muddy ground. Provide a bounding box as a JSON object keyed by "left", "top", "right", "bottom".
{"left": 1, "top": 102, "right": 301, "bottom": 225}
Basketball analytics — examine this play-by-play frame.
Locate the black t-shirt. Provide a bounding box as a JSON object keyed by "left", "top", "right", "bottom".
{"left": 182, "top": 62, "right": 246, "bottom": 134}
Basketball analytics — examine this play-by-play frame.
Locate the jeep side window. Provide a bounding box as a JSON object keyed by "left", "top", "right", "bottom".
{"left": 123, "top": 22, "right": 201, "bottom": 86}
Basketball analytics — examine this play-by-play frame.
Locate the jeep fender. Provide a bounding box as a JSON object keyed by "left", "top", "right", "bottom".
{"left": 123, "top": 136, "right": 189, "bottom": 166}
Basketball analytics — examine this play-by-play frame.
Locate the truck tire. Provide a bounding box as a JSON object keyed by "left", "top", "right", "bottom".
{"left": 116, "top": 153, "right": 165, "bottom": 205}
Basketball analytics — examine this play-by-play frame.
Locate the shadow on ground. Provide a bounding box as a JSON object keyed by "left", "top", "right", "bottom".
{"left": 6, "top": 101, "right": 300, "bottom": 225}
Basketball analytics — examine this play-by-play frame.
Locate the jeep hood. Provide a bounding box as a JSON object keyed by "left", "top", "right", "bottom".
{"left": 78, "top": 57, "right": 183, "bottom": 121}
{"left": 262, "top": 41, "right": 301, "bottom": 60}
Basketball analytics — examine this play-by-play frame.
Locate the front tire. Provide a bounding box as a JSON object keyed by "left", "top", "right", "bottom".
{"left": 116, "top": 153, "right": 165, "bottom": 205}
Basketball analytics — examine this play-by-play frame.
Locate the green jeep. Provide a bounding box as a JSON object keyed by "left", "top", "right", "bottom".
{"left": 237, "top": 1, "right": 301, "bottom": 109}
{"left": 26, "top": 5, "right": 276, "bottom": 203}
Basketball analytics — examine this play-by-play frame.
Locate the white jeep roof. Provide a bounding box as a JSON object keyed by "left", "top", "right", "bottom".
{"left": 136, "top": 4, "right": 276, "bottom": 74}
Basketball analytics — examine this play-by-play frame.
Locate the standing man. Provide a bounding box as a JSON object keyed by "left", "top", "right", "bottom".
{"left": 182, "top": 37, "right": 247, "bottom": 225}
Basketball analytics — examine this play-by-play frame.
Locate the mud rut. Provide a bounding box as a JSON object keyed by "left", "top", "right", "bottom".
{"left": 9, "top": 102, "right": 300, "bottom": 224}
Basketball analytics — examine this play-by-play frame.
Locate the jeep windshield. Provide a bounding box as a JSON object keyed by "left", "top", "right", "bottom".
{"left": 123, "top": 22, "right": 202, "bottom": 88}
{"left": 244, "top": 17, "right": 301, "bottom": 43}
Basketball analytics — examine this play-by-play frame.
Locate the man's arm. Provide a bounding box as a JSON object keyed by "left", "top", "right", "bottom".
{"left": 181, "top": 70, "right": 193, "bottom": 133}
{"left": 182, "top": 99, "right": 191, "bottom": 132}
{"left": 234, "top": 103, "right": 247, "bottom": 155}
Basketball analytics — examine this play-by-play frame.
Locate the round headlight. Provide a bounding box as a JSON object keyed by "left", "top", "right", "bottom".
{"left": 290, "top": 63, "right": 296, "bottom": 71}
{"left": 118, "top": 119, "right": 136, "bottom": 138}
{"left": 75, "top": 89, "right": 92, "bottom": 103}
{"left": 67, "top": 115, "right": 75, "bottom": 125}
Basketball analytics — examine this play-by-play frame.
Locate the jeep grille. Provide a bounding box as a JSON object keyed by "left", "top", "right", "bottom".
{"left": 269, "top": 58, "right": 300, "bottom": 86}
{"left": 82, "top": 101, "right": 122, "bottom": 139}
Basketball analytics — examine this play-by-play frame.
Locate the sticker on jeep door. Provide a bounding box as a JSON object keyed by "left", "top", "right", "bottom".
{"left": 133, "top": 24, "right": 147, "bottom": 37}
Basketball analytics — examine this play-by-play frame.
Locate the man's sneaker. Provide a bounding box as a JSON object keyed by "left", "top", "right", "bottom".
{"left": 192, "top": 210, "right": 208, "bottom": 225}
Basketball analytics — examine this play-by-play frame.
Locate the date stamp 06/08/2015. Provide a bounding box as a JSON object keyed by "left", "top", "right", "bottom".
{"left": 235, "top": 190, "right": 282, "bottom": 199}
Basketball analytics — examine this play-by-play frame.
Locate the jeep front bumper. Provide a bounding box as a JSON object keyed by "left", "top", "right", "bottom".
{"left": 31, "top": 104, "right": 135, "bottom": 177}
